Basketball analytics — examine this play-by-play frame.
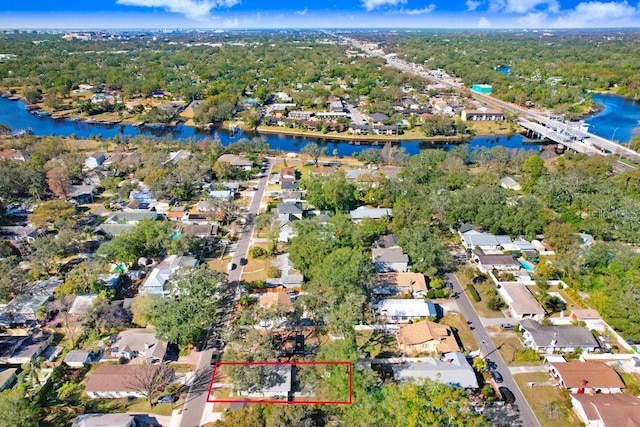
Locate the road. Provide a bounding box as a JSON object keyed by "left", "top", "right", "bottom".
{"left": 179, "top": 158, "right": 274, "bottom": 427}
{"left": 446, "top": 272, "right": 540, "bottom": 427}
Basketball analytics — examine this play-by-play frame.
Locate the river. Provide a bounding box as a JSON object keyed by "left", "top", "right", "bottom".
{"left": 0, "top": 93, "right": 636, "bottom": 156}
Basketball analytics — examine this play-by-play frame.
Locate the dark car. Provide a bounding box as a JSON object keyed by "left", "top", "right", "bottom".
{"left": 486, "top": 358, "right": 497, "bottom": 370}
{"left": 157, "top": 394, "right": 177, "bottom": 404}
{"left": 239, "top": 257, "right": 248, "bottom": 266}
{"left": 489, "top": 369, "right": 503, "bottom": 383}
{"left": 499, "top": 387, "right": 516, "bottom": 404}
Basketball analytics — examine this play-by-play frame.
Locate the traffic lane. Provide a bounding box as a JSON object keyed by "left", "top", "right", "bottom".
{"left": 179, "top": 348, "right": 215, "bottom": 427}
{"left": 446, "top": 273, "right": 539, "bottom": 427}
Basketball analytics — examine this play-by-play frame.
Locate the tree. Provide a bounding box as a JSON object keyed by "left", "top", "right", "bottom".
{"left": 487, "top": 296, "right": 506, "bottom": 311}
{"left": 472, "top": 357, "right": 488, "bottom": 372}
{"left": 51, "top": 295, "right": 83, "bottom": 346}
{"left": 301, "top": 142, "right": 327, "bottom": 167}
{"left": 397, "top": 225, "right": 451, "bottom": 276}
{"left": 0, "top": 389, "right": 40, "bottom": 427}
{"left": 544, "top": 296, "right": 567, "bottom": 313}
{"left": 132, "top": 294, "right": 162, "bottom": 327}
{"left": 125, "top": 363, "right": 175, "bottom": 407}
{"left": 46, "top": 166, "right": 71, "bottom": 200}
{"left": 29, "top": 200, "right": 76, "bottom": 229}
{"left": 146, "top": 265, "right": 227, "bottom": 346}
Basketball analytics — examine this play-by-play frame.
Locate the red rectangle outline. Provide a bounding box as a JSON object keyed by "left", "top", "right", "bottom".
{"left": 207, "top": 361, "right": 353, "bottom": 405}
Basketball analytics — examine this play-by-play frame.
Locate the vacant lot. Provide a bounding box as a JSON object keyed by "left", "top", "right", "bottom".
{"left": 513, "top": 372, "right": 579, "bottom": 427}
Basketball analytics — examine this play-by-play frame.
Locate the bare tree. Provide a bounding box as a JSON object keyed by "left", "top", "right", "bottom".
{"left": 51, "top": 295, "right": 82, "bottom": 346}
{"left": 46, "top": 166, "right": 71, "bottom": 200}
{"left": 125, "top": 363, "right": 175, "bottom": 407}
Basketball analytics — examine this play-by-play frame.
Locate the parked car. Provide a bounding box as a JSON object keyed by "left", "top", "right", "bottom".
{"left": 500, "top": 323, "right": 514, "bottom": 330}
{"left": 157, "top": 394, "right": 177, "bottom": 404}
{"left": 486, "top": 358, "right": 497, "bottom": 370}
{"left": 499, "top": 387, "right": 516, "bottom": 404}
{"left": 489, "top": 370, "right": 503, "bottom": 383}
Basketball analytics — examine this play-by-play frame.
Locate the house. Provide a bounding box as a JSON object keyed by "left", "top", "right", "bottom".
{"left": 349, "top": 123, "right": 370, "bottom": 134}
{"left": 238, "top": 365, "right": 292, "bottom": 398}
{"left": 208, "top": 189, "right": 234, "bottom": 201}
{"left": 0, "top": 225, "right": 42, "bottom": 243}
{"left": 139, "top": 255, "right": 199, "bottom": 297}
{"left": 549, "top": 361, "right": 625, "bottom": 394}
{"left": 109, "top": 328, "right": 167, "bottom": 363}
{"left": 328, "top": 100, "right": 344, "bottom": 113}
{"left": 182, "top": 223, "right": 218, "bottom": 238}
{"left": 64, "top": 349, "right": 93, "bottom": 368}
{"left": 72, "top": 414, "right": 137, "bottom": 427}
{"left": 391, "top": 352, "right": 478, "bottom": 389}
{"left": 216, "top": 154, "right": 253, "bottom": 171}
{"left": 369, "top": 113, "right": 389, "bottom": 124}
{"left": 167, "top": 150, "right": 192, "bottom": 164}
{"left": 0, "top": 277, "right": 61, "bottom": 327}
{"left": 375, "top": 299, "right": 437, "bottom": 323}
{"left": 4, "top": 330, "right": 53, "bottom": 364}
{"left": 345, "top": 169, "right": 376, "bottom": 181}
{"left": 473, "top": 250, "right": 521, "bottom": 273}
{"left": 84, "top": 365, "right": 170, "bottom": 399}
{"left": 570, "top": 393, "right": 640, "bottom": 427}
{"left": 397, "top": 320, "right": 459, "bottom": 354}
{"left": 276, "top": 202, "right": 303, "bottom": 220}
{"left": 69, "top": 183, "right": 98, "bottom": 203}
{"left": 266, "top": 254, "right": 304, "bottom": 289}
{"left": 461, "top": 233, "right": 513, "bottom": 251}
{"left": 461, "top": 107, "right": 504, "bottom": 121}
{"left": 372, "top": 247, "right": 409, "bottom": 273}
{"left": 84, "top": 153, "right": 105, "bottom": 170}
{"left": 373, "top": 273, "right": 428, "bottom": 298}
{"left": 68, "top": 294, "right": 99, "bottom": 320}
{"left": 0, "top": 368, "right": 17, "bottom": 391}
{"left": 520, "top": 319, "right": 600, "bottom": 354}
{"left": 350, "top": 207, "right": 393, "bottom": 221}
{"left": 500, "top": 176, "right": 521, "bottom": 191}
{"left": 497, "top": 283, "right": 546, "bottom": 321}
{"left": 0, "top": 149, "right": 30, "bottom": 162}
{"left": 288, "top": 111, "right": 314, "bottom": 120}
{"left": 372, "top": 125, "right": 399, "bottom": 135}
{"left": 259, "top": 293, "right": 294, "bottom": 313}
{"left": 280, "top": 167, "right": 296, "bottom": 183}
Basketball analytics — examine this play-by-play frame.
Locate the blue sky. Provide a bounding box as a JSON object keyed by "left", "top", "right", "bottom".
{"left": 1, "top": 0, "right": 639, "bottom": 29}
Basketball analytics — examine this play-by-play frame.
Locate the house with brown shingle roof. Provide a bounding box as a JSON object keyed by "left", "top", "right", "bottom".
{"left": 397, "top": 320, "right": 459, "bottom": 355}
{"left": 84, "top": 365, "right": 167, "bottom": 399}
{"left": 570, "top": 393, "right": 640, "bottom": 427}
{"left": 550, "top": 361, "right": 625, "bottom": 394}
{"left": 373, "top": 272, "right": 428, "bottom": 298}
{"left": 259, "top": 292, "right": 294, "bottom": 313}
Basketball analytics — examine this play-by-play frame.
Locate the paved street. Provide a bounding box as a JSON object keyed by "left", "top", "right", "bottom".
{"left": 178, "top": 158, "right": 274, "bottom": 427}
{"left": 446, "top": 272, "right": 540, "bottom": 427}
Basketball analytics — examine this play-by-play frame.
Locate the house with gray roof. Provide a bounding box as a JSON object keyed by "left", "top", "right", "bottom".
{"left": 72, "top": 413, "right": 137, "bottom": 427}
{"left": 64, "top": 349, "right": 92, "bottom": 368}
{"left": 139, "top": 255, "right": 198, "bottom": 297}
{"left": 216, "top": 154, "right": 253, "bottom": 170}
{"left": 461, "top": 233, "right": 513, "bottom": 251}
{"left": 520, "top": 319, "right": 600, "bottom": 354}
{"left": 109, "top": 328, "right": 167, "bottom": 363}
{"left": 350, "top": 206, "right": 392, "bottom": 222}
{"left": 392, "top": 352, "right": 478, "bottom": 389}
{"left": 0, "top": 277, "right": 60, "bottom": 327}
{"left": 276, "top": 202, "right": 303, "bottom": 219}
{"left": 238, "top": 365, "right": 292, "bottom": 398}
{"left": 472, "top": 250, "right": 521, "bottom": 273}
{"left": 372, "top": 247, "right": 409, "bottom": 273}
{"left": 97, "top": 212, "right": 161, "bottom": 236}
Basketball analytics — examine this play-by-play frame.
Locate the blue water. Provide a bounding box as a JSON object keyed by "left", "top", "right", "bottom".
{"left": 518, "top": 259, "right": 536, "bottom": 272}
{"left": 586, "top": 93, "right": 640, "bottom": 144}
{"left": 0, "top": 92, "right": 636, "bottom": 155}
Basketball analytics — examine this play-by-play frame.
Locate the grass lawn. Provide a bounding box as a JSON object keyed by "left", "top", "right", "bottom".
{"left": 208, "top": 258, "right": 231, "bottom": 274}
{"left": 356, "top": 330, "right": 401, "bottom": 358}
{"left": 440, "top": 313, "right": 478, "bottom": 352}
{"left": 126, "top": 398, "right": 175, "bottom": 416}
{"left": 492, "top": 331, "right": 526, "bottom": 364}
{"left": 242, "top": 256, "right": 271, "bottom": 282}
{"left": 513, "top": 372, "right": 580, "bottom": 427}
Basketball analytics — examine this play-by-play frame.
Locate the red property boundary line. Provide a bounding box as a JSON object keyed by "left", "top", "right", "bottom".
{"left": 207, "top": 361, "right": 353, "bottom": 405}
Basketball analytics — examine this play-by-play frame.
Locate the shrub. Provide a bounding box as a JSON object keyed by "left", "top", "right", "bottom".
{"left": 487, "top": 296, "right": 506, "bottom": 311}
{"left": 427, "top": 289, "right": 437, "bottom": 299}
{"left": 434, "top": 289, "right": 446, "bottom": 298}
{"left": 467, "top": 285, "right": 481, "bottom": 302}
{"left": 266, "top": 267, "right": 280, "bottom": 278}
{"left": 249, "top": 246, "right": 268, "bottom": 259}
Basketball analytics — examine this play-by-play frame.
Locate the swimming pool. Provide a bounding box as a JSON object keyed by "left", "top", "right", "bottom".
{"left": 518, "top": 259, "right": 536, "bottom": 272}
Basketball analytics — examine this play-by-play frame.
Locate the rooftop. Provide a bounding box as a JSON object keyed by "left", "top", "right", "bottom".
{"left": 376, "top": 299, "right": 437, "bottom": 318}
{"left": 571, "top": 393, "right": 640, "bottom": 427}
{"left": 500, "top": 283, "right": 545, "bottom": 315}
{"left": 520, "top": 319, "right": 599, "bottom": 348}
{"left": 391, "top": 352, "right": 478, "bottom": 388}
{"left": 397, "top": 320, "right": 459, "bottom": 353}
{"left": 373, "top": 272, "right": 427, "bottom": 295}
{"left": 372, "top": 247, "right": 409, "bottom": 264}
{"left": 551, "top": 361, "right": 625, "bottom": 389}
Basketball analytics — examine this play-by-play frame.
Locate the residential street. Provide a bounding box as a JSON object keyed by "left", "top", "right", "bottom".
{"left": 178, "top": 158, "right": 274, "bottom": 427}
{"left": 446, "top": 272, "right": 540, "bottom": 427}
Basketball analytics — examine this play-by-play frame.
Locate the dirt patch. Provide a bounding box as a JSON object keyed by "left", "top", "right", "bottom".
{"left": 440, "top": 313, "right": 478, "bottom": 352}
{"left": 513, "top": 372, "right": 579, "bottom": 427}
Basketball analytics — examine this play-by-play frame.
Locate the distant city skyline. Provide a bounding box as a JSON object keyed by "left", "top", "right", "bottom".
{"left": 0, "top": 0, "right": 639, "bottom": 29}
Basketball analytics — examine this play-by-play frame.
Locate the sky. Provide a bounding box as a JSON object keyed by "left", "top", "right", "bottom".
{"left": 0, "top": 0, "right": 639, "bottom": 29}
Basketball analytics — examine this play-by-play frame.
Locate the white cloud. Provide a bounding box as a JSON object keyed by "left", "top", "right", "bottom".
{"left": 295, "top": 8, "right": 308, "bottom": 16}
{"left": 466, "top": 0, "right": 481, "bottom": 11}
{"left": 115, "top": 0, "right": 239, "bottom": 21}
{"left": 517, "top": 11, "right": 547, "bottom": 26}
{"left": 400, "top": 4, "right": 436, "bottom": 15}
{"left": 478, "top": 16, "right": 491, "bottom": 27}
{"left": 488, "top": 0, "right": 558, "bottom": 13}
{"left": 554, "top": 1, "right": 639, "bottom": 27}
{"left": 361, "top": 0, "right": 407, "bottom": 11}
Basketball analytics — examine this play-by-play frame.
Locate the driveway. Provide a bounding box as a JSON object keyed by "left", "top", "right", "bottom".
{"left": 178, "top": 159, "right": 274, "bottom": 427}
{"left": 446, "top": 272, "right": 540, "bottom": 427}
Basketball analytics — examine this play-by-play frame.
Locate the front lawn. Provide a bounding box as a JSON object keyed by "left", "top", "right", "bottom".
{"left": 512, "top": 372, "right": 579, "bottom": 427}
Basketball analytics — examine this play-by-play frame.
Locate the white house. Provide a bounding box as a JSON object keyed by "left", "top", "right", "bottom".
{"left": 372, "top": 248, "right": 409, "bottom": 273}
{"left": 139, "top": 255, "right": 199, "bottom": 297}
{"left": 84, "top": 153, "right": 105, "bottom": 170}
{"left": 237, "top": 365, "right": 292, "bottom": 398}
{"left": 64, "top": 349, "right": 92, "bottom": 368}
{"left": 375, "top": 299, "right": 437, "bottom": 323}
{"left": 497, "top": 283, "right": 546, "bottom": 321}
{"left": 520, "top": 319, "right": 600, "bottom": 354}
{"left": 391, "top": 352, "right": 478, "bottom": 389}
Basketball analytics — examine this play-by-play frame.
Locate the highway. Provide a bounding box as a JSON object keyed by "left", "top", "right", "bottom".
{"left": 446, "top": 272, "right": 540, "bottom": 427}
{"left": 179, "top": 158, "right": 274, "bottom": 427}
